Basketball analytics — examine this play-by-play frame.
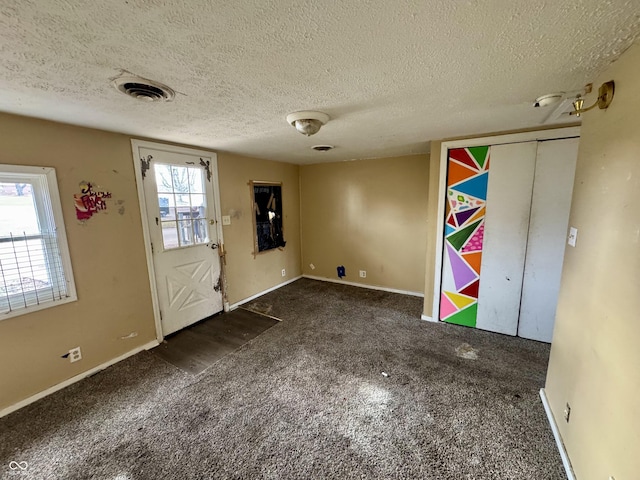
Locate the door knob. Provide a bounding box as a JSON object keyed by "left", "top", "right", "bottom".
{"left": 209, "top": 219, "right": 215, "bottom": 225}
{"left": 209, "top": 243, "right": 218, "bottom": 250}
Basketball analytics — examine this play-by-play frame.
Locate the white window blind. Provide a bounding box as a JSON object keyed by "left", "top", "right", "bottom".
{"left": 0, "top": 165, "right": 76, "bottom": 319}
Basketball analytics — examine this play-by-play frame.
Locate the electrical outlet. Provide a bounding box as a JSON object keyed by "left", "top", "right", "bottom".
{"left": 281, "top": 269, "right": 286, "bottom": 277}
{"left": 564, "top": 402, "right": 571, "bottom": 422}
{"left": 69, "top": 347, "right": 82, "bottom": 363}
{"left": 359, "top": 270, "right": 367, "bottom": 278}
{"left": 222, "top": 215, "right": 231, "bottom": 225}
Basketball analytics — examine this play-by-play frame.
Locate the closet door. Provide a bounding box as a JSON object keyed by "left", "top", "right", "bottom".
{"left": 475, "top": 142, "right": 537, "bottom": 335}
{"left": 517, "top": 138, "right": 579, "bottom": 342}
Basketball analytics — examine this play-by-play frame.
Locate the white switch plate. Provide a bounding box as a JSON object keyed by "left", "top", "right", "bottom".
{"left": 568, "top": 227, "right": 578, "bottom": 247}
{"left": 222, "top": 215, "right": 231, "bottom": 225}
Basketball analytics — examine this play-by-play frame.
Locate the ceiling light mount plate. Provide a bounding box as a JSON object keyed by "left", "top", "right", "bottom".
{"left": 286, "top": 111, "right": 330, "bottom": 136}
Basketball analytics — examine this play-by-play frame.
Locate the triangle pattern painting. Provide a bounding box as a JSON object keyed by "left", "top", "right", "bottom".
{"left": 453, "top": 172, "right": 488, "bottom": 201}
{"left": 455, "top": 207, "right": 480, "bottom": 228}
{"left": 446, "top": 220, "right": 482, "bottom": 251}
{"left": 449, "top": 148, "right": 479, "bottom": 171}
{"left": 447, "top": 160, "right": 478, "bottom": 186}
{"left": 467, "top": 146, "right": 490, "bottom": 169}
{"left": 440, "top": 145, "right": 490, "bottom": 326}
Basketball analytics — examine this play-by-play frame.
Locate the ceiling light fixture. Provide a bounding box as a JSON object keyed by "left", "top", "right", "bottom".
{"left": 533, "top": 93, "right": 564, "bottom": 108}
{"left": 570, "top": 81, "right": 615, "bottom": 117}
{"left": 286, "top": 111, "right": 330, "bottom": 136}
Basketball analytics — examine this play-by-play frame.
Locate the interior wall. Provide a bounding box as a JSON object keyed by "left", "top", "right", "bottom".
{"left": 544, "top": 42, "right": 640, "bottom": 480}
{"left": 0, "top": 114, "right": 302, "bottom": 412}
{"left": 423, "top": 141, "right": 441, "bottom": 317}
{"left": 0, "top": 113, "right": 157, "bottom": 411}
{"left": 300, "top": 154, "right": 429, "bottom": 294}
{"left": 217, "top": 153, "right": 301, "bottom": 306}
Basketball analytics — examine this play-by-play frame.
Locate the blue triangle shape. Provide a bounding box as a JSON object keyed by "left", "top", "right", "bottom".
{"left": 454, "top": 173, "right": 488, "bottom": 201}
{"left": 445, "top": 224, "right": 455, "bottom": 236}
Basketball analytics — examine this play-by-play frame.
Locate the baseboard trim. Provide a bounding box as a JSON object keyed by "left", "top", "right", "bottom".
{"left": 421, "top": 314, "right": 437, "bottom": 322}
{"left": 228, "top": 276, "right": 303, "bottom": 310}
{"left": 540, "top": 388, "right": 576, "bottom": 480}
{"left": 302, "top": 275, "right": 424, "bottom": 297}
{"left": 0, "top": 340, "right": 159, "bottom": 418}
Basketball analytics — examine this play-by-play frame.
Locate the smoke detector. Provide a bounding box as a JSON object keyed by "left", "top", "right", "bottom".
{"left": 113, "top": 76, "right": 175, "bottom": 102}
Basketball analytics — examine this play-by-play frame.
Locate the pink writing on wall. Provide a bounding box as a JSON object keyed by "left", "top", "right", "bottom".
{"left": 74, "top": 182, "right": 112, "bottom": 221}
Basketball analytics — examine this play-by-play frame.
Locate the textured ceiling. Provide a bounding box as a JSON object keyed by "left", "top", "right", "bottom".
{"left": 1, "top": 1, "right": 639, "bottom": 164}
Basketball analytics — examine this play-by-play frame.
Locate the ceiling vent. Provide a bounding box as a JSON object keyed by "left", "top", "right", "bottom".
{"left": 311, "top": 145, "right": 334, "bottom": 152}
{"left": 113, "top": 76, "right": 175, "bottom": 102}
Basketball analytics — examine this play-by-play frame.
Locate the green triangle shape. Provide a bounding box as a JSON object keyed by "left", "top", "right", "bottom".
{"left": 446, "top": 220, "right": 482, "bottom": 251}
{"left": 444, "top": 303, "right": 477, "bottom": 327}
{"left": 468, "top": 146, "right": 489, "bottom": 168}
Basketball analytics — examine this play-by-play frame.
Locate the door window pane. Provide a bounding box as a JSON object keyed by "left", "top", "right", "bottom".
{"left": 155, "top": 165, "right": 174, "bottom": 193}
{"left": 177, "top": 220, "right": 194, "bottom": 246}
{"left": 161, "top": 221, "right": 179, "bottom": 249}
{"left": 155, "top": 164, "right": 209, "bottom": 249}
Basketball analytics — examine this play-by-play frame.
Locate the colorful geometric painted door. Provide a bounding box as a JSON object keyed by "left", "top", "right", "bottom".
{"left": 439, "top": 146, "right": 490, "bottom": 327}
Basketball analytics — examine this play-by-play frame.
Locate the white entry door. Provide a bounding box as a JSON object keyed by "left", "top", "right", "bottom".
{"left": 134, "top": 143, "right": 223, "bottom": 336}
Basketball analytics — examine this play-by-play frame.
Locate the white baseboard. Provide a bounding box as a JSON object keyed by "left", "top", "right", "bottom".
{"left": 228, "top": 275, "right": 303, "bottom": 310}
{"left": 421, "top": 314, "right": 437, "bottom": 322}
{"left": 302, "top": 275, "right": 424, "bottom": 298}
{"left": 0, "top": 340, "right": 159, "bottom": 418}
{"left": 540, "top": 388, "right": 576, "bottom": 480}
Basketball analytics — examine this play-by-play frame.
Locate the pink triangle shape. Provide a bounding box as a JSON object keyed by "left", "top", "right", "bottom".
{"left": 440, "top": 293, "right": 458, "bottom": 319}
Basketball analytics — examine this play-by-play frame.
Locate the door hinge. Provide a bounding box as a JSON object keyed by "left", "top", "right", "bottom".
{"left": 151, "top": 242, "right": 154, "bottom": 254}
{"left": 159, "top": 310, "right": 163, "bottom": 320}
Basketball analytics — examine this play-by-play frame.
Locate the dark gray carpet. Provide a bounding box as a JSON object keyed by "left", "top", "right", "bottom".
{"left": 152, "top": 308, "right": 280, "bottom": 375}
{"left": 0, "top": 278, "right": 564, "bottom": 479}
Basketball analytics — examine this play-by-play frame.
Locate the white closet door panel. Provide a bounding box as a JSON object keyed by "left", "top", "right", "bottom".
{"left": 476, "top": 142, "right": 537, "bottom": 335}
{"left": 518, "top": 138, "right": 579, "bottom": 342}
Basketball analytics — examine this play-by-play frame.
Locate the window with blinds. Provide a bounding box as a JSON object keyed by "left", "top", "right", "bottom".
{"left": 0, "top": 165, "right": 76, "bottom": 319}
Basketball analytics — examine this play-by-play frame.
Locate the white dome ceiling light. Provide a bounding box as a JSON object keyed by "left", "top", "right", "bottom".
{"left": 286, "top": 111, "right": 330, "bottom": 136}
{"left": 533, "top": 93, "right": 564, "bottom": 108}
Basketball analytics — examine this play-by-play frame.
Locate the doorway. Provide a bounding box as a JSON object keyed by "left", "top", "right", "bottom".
{"left": 131, "top": 140, "right": 225, "bottom": 338}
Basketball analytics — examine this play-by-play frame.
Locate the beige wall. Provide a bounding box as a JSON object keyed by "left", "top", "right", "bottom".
{"left": 300, "top": 155, "right": 429, "bottom": 294}
{"left": 422, "top": 141, "right": 441, "bottom": 317}
{"left": 544, "top": 42, "right": 640, "bottom": 480}
{"left": 217, "top": 153, "right": 301, "bottom": 305}
{"left": 0, "top": 114, "right": 157, "bottom": 411}
{"left": 0, "top": 115, "right": 302, "bottom": 412}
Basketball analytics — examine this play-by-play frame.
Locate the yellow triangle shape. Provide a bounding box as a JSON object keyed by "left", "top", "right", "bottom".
{"left": 445, "top": 291, "right": 476, "bottom": 310}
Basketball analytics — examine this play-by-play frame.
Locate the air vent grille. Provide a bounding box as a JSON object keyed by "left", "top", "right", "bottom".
{"left": 113, "top": 76, "right": 175, "bottom": 102}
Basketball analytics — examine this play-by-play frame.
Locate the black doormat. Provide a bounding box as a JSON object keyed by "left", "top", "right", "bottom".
{"left": 151, "top": 308, "right": 280, "bottom": 375}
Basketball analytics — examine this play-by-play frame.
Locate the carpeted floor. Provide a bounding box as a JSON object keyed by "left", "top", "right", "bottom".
{"left": 0, "top": 278, "right": 565, "bottom": 479}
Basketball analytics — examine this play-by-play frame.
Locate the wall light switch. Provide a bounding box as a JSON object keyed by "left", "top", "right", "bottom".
{"left": 222, "top": 215, "right": 231, "bottom": 226}
{"left": 567, "top": 227, "right": 578, "bottom": 247}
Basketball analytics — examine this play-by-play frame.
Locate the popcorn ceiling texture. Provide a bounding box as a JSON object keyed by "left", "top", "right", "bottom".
{"left": 0, "top": 1, "right": 639, "bottom": 164}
